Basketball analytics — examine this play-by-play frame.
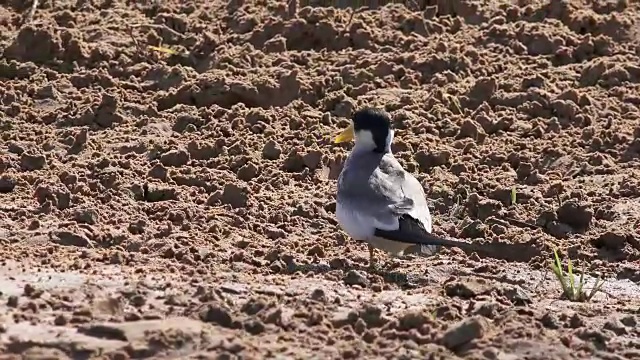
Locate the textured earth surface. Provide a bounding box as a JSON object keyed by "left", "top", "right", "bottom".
{"left": 1, "top": 0, "right": 640, "bottom": 359}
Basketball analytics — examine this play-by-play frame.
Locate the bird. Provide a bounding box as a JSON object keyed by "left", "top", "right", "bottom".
{"left": 333, "top": 107, "right": 465, "bottom": 270}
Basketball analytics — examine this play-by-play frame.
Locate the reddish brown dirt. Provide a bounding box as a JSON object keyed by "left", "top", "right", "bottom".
{"left": 1, "top": 0, "right": 640, "bottom": 359}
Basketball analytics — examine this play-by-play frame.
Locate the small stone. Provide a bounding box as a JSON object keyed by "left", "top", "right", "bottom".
{"left": 7, "top": 295, "right": 19, "bottom": 308}
{"left": 557, "top": 200, "right": 593, "bottom": 231}
{"left": 221, "top": 183, "right": 248, "bottom": 208}
{"left": 72, "top": 208, "right": 100, "bottom": 225}
{"left": 0, "top": 176, "right": 16, "bottom": 193}
{"left": 441, "top": 316, "right": 489, "bottom": 350}
{"left": 160, "top": 149, "right": 190, "bottom": 167}
{"left": 199, "top": 303, "right": 233, "bottom": 328}
{"left": 52, "top": 230, "right": 93, "bottom": 248}
{"left": 244, "top": 319, "right": 266, "bottom": 335}
{"left": 23, "top": 283, "right": 36, "bottom": 297}
{"left": 591, "top": 231, "right": 627, "bottom": 251}
{"left": 444, "top": 280, "right": 489, "bottom": 299}
{"left": 262, "top": 140, "right": 281, "bottom": 160}
{"left": 460, "top": 220, "right": 487, "bottom": 238}
{"left": 603, "top": 318, "right": 627, "bottom": 336}
{"left": 20, "top": 152, "right": 46, "bottom": 171}
{"left": 237, "top": 163, "right": 259, "bottom": 181}
{"left": 307, "top": 244, "right": 325, "bottom": 258}
{"left": 54, "top": 313, "right": 69, "bottom": 326}
{"left": 143, "top": 183, "right": 178, "bottom": 202}
{"left": 283, "top": 149, "right": 305, "bottom": 172}
{"left": 310, "top": 288, "right": 327, "bottom": 302}
{"left": 344, "top": 270, "right": 368, "bottom": 287}
{"left": 303, "top": 150, "right": 323, "bottom": 170}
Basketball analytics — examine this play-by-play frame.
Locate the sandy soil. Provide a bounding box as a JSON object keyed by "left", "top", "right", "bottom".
{"left": 1, "top": 0, "right": 640, "bottom": 359}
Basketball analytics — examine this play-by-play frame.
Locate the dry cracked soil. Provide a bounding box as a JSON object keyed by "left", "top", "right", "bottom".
{"left": 1, "top": 0, "right": 640, "bottom": 359}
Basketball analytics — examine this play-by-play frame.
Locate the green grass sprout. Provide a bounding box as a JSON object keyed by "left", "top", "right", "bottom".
{"left": 550, "top": 248, "right": 605, "bottom": 302}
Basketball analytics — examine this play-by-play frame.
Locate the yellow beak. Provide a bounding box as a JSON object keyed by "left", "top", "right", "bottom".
{"left": 333, "top": 124, "right": 355, "bottom": 143}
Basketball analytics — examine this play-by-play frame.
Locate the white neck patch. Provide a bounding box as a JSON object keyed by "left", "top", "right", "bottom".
{"left": 353, "top": 129, "right": 394, "bottom": 153}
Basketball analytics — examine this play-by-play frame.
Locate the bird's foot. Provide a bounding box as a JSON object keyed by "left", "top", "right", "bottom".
{"left": 367, "top": 245, "right": 382, "bottom": 273}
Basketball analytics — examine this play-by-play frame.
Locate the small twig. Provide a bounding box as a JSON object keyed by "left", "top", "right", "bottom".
{"left": 125, "top": 24, "right": 143, "bottom": 52}
{"left": 124, "top": 24, "right": 156, "bottom": 63}
{"left": 503, "top": 216, "right": 541, "bottom": 230}
{"left": 339, "top": 6, "right": 368, "bottom": 39}
{"left": 24, "top": 0, "right": 40, "bottom": 24}
{"left": 129, "top": 23, "right": 186, "bottom": 40}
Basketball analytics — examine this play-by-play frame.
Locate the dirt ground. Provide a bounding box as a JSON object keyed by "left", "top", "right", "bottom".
{"left": 1, "top": 0, "right": 640, "bottom": 359}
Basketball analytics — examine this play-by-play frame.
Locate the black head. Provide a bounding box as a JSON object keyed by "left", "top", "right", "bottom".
{"left": 352, "top": 107, "right": 393, "bottom": 153}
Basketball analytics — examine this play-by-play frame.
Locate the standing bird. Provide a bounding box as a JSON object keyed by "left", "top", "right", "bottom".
{"left": 333, "top": 107, "right": 457, "bottom": 270}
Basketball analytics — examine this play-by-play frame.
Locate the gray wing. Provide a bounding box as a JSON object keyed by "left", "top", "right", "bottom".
{"left": 338, "top": 153, "right": 413, "bottom": 230}
{"left": 339, "top": 153, "right": 443, "bottom": 250}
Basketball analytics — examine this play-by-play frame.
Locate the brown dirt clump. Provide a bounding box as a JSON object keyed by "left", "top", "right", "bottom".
{"left": 1, "top": 0, "right": 640, "bottom": 359}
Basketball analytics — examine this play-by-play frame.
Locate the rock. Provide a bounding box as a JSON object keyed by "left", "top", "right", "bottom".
{"left": 244, "top": 319, "right": 266, "bottom": 335}
{"left": 262, "top": 140, "right": 281, "bottom": 160}
{"left": 2, "top": 322, "right": 125, "bottom": 357}
{"left": 143, "top": 183, "right": 178, "bottom": 202}
{"left": 283, "top": 149, "right": 305, "bottom": 172}
{"left": 603, "top": 318, "right": 627, "bottom": 336}
{"left": 221, "top": 183, "right": 248, "bottom": 208}
{"left": 441, "top": 316, "right": 489, "bottom": 350}
{"left": 0, "top": 176, "right": 16, "bottom": 193}
{"left": 310, "top": 288, "right": 327, "bottom": 302}
{"left": 77, "top": 317, "right": 208, "bottom": 347}
{"left": 591, "top": 231, "right": 627, "bottom": 251}
{"left": 303, "top": 150, "right": 323, "bottom": 170}
{"left": 160, "top": 149, "right": 190, "bottom": 167}
{"left": 199, "top": 303, "right": 233, "bottom": 328}
{"left": 546, "top": 221, "right": 573, "bottom": 239}
{"left": 444, "top": 280, "right": 490, "bottom": 299}
{"left": 72, "top": 208, "right": 100, "bottom": 225}
{"left": 501, "top": 286, "right": 532, "bottom": 305}
{"left": 397, "top": 309, "right": 432, "bottom": 330}
{"left": 343, "top": 270, "right": 368, "bottom": 287}
{"left": 556, "top": 200, "right": 593, "bottom": 231}
{"left": 264, "top": 35, "right": 286, "bottom": 53}
{"left": 456, "top": 120, "right": 484, "bottom": 140}
{"left": 620, "top": 315, "right": 637, "bottom": 327}
{"left": 20, "top": 152, "right": 46, "bottom": 171}
{"left": 51, "top": 230, "right": 93, "bottom": 248}
{"left": 237, "top": 162, "right": 259, "bottom": 181}
{"left": 148, "top": 163, "right": 168, "bottom": 180}
{"left": 459, "top": 220, "right": 487, "bottom": 238}
{"left": 476, "top": 199, "right": 502, "bottom": 220}
{"left": 415, "top": 150, "right": 451, "bottom": 171}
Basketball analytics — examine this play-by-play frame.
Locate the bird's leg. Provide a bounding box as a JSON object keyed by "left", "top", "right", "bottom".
{"left": 367, "top": 244, "right": 378, "bottom": 271}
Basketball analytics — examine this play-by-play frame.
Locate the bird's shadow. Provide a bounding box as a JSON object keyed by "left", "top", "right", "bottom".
{"left": 404, "top": 241, "right": 544, "bottom": 263}
{"left": 286, "top": 241, "right": 543, "bottom": 289}
{"left": 282, "top": 262, "right": 428, "bottom": 289}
